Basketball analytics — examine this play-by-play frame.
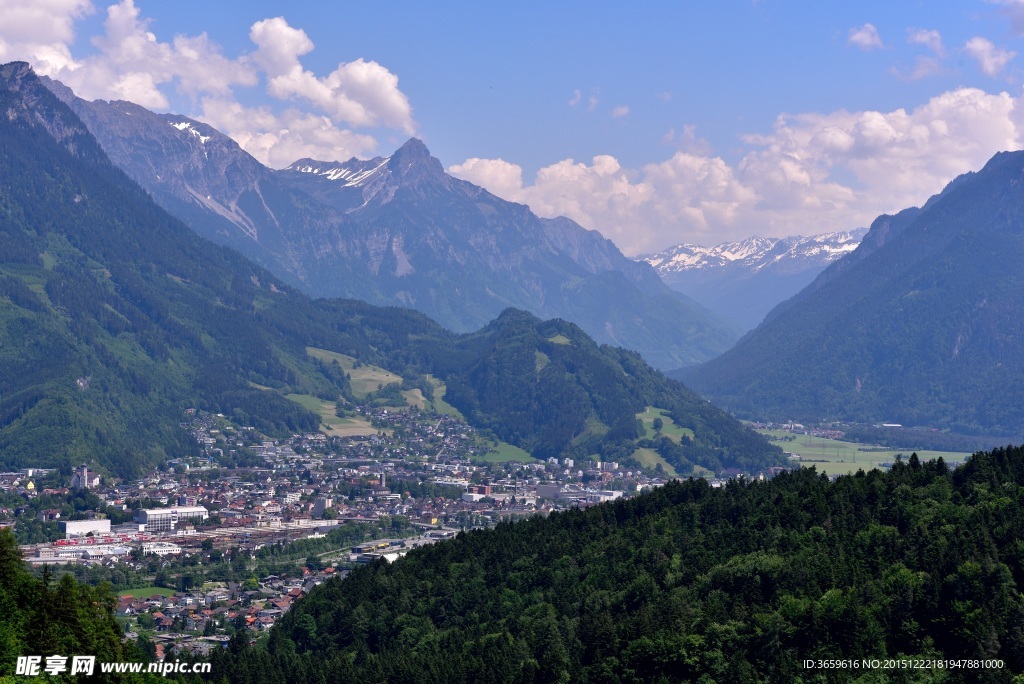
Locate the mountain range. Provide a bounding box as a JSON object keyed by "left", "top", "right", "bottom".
{"left": 41, "top": 78, "right": 737, "bottom": 370}
{"left": 639, "top": 229, "right": 867, "bottom": 331}
{"left": 0, "top": 62, "right": 779, "bottom": 478}
{"left": 680, "top": 152, "right": 1024, "bottom": 438}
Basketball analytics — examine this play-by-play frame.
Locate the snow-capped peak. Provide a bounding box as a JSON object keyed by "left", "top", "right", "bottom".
{"left": 640, "top": 229, "right": 867, "bottom": 275}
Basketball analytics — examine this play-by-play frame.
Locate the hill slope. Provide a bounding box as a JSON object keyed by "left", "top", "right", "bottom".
{"left": 44, "top": 81, "right": 737, "bottom": 369}
{"left": 0, "top": 62, "right": 778, "bottom": 478}
{"left": 208, "top": 446, "right": 1024, "bottom": 682}
{"left": 681, "top": 151, "right": 1024, "bottom": 437}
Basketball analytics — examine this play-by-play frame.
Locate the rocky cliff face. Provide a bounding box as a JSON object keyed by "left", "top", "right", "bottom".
{"left": 42, "top": 80, "right": 739, "bottom": 368}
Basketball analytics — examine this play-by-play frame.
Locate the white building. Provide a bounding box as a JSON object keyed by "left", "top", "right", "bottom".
{"left": 61, "top": 518, "right": 111, "bottom": 539}
{"left": 133, "top": 506, "right": 208, "bottom": 531}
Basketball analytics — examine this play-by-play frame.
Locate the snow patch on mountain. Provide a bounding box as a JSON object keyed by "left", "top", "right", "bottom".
{"left": 169, "top": 121, "right": 210, "bottom": 144}
{"left": 288, "top": 157, "right": 390, "bottom": 188}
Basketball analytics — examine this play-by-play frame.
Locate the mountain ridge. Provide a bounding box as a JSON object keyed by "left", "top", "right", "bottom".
{"left": 639, "top": 229, "right": 867, "bottom": 330}
{"left": 42, "top": 78, "right": 738, "bottom": 369}
{"left": 680, "top": 148, "right": 1024, "bottom": 437}
{"left": 1, "top": 61, "right": 779, "bottom": 478}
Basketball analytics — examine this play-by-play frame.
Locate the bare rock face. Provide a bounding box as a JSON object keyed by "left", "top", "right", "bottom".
{"left": 42, "top": 78, "right": 739, "bottom": 369}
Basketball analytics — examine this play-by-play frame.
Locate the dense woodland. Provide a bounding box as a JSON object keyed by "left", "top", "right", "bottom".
{"left": 0, "top": 528, "right": 166, "bottom": 683}
{"left": 0, "top": 63, "right": 780, "bottom": 480}
{"left": 193, "top": 446, "right": 1024, "bottom": 683}
{"left": 682, "top": 151, "right": 1024, "bottom": 440}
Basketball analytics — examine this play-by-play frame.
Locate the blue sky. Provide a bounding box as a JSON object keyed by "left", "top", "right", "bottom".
{"left": 4, "top": 0, "right": 1024, "bottom": 253}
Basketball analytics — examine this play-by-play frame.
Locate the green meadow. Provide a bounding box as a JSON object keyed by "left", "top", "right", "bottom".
{"left": 756, "top": 429, "right": 971, "bottom": 476}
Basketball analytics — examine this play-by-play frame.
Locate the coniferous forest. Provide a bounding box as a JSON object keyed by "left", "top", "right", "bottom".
{"left": 183, "top": 446, "right": 1024, "bottom": 684}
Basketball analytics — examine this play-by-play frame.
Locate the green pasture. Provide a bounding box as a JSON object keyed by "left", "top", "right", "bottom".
{"left": 285, "top": 393, "right": 376, "bottom": 436}
{"left": 630, "top": 447, "right": 678, "bottom": 478}
{"left": 117, "top": 586, "right": 176, "bottom": 599}
{"left": 305, "top": 347, "right": 402, "bottom": 399}
{"left": 756, "top": 429, "right": 970, "bottom": 476}
{"left": 476, "top": 441, "right": 536, "bottom": 463}
{"left": 637, "top": 407, "right": 694, "bottom": 443}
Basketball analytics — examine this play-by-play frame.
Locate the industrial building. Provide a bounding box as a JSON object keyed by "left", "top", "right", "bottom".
{"left": 133, "top": 506, "right": 208, "bottom": 531}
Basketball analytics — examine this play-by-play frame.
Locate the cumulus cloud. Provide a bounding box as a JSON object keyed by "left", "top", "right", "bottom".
{"left": 452, "top": 88, "right": 1023, "bottom": 254}
{"left": 0, "top": 0, "right": 92, "bottom": 73}
{"left": 198, "top": 98, "right": 378, "bottom": 168}
{"left": 848, "top": 23, "right": 884, "bottom": 51}
{"left": 249, "top": 17, "right": 413, "bottom": 132}
{"left": 0, "top": 0, "right": 414, "bottom": 167}
{"left": 45, "top": 0, "right": 258, "bottom": 109}
{"left": 964, "top": 36, "right": 1016, "bottom": 76}
{"left": 610, "top": 105, "right": 630, "bottom": 119}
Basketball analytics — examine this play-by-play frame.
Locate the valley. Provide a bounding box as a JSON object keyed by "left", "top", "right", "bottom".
{"left": 754, "top": 426, "right": 971, "bottom": 477}
{"left": 3, "top": 2, "right": 1024, "bottom": 673}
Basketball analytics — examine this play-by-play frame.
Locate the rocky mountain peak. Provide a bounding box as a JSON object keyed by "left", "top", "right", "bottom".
{"left": 387, "top": 137, "right": 445, "bottom": 183}
{"left": 2, "top": 63, "right": 98, "bottom": 159}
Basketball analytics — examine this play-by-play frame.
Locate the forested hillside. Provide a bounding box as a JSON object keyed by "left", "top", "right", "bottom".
{"left": 418, "top": 309, "right": 776, "bottom": 473}
{"left": 0, "top": 62, "right": 778, "bottom": 479}
{"left": 203, "top": 446, "right": 1024, "bottom": 683}
{"left": 0, "top": 529, "right": 144, "bottom": 681}
{"left": 681, "top": 151, "right": 1024, "bottom": 438}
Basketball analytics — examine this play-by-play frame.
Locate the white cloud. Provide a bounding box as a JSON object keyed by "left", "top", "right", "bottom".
{"left": 452, "top": 88, "right": 1023, "bottom": 254}
{"left": 0, "top": 0, "right": 92, "bottom": 73}
{"left": 907, "top": 28, "right": 944, "bottom": 56}
{"left": 0, "top": 1, "right": 416, "bottom": 168}
{"left": 49, "top": 0, "right": 257, "bottom": 108}
{"left": 447, "top": 158, "right": 526, "bottom": 200}
{"left": 197, "top": 98, "right": 379, "bottom": 168}
{"left": 848, "top": 23, "right": 884, "bottom": 51}
{"left": 249, "top": 17, "right": 414, "bottom": 133}
{"left": 892, "top": 28, "right": 946, "bottom": 80}
{"left": 568, "top": 89, "right": 581, "bottom": 107}
{"left": 610, "top": 105, "right": 630, "bottom": 119}
{"left": 964, "top": 36, "right": 1016, "bottom": 76}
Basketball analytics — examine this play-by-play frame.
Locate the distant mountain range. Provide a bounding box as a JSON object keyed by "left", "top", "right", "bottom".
{"left": 680, "top": 151, "right": 1024, "bottom": 439}
{"left": 639, "top": 229, "right": 867, "bottom": 331}
{"left": 0, "top": 62, "right": 779, "bottom": 478}
{"left": 41, "top": 78, "right": 737, "bottom": 370}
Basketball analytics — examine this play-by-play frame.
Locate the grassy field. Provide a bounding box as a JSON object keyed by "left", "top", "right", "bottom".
{"left": 424, "top": 375, "right": 464, "bottom": 419}
{"left": 285, "top": 393, "right": 377, "bottom": 436}
{"left": 401, "top": 388, "right": 429, "bottom": 410}
{"left": 547, "top": 334, "right": 571, "bottom": 345}
{"left": 475, "top": 441, "right": 536, "bottom": 463}
{"left": 306, "top": 348, "right": 465, "bottom": 418}
{"left": 756, "top": 429, "right": 971, "bottom": 476}
{"left": 306, "top": 347, "right": 403, "bottom": 399}
{"left": 630, "top": 447, "right": 679, "bottom": 477}
{"left": 118, "top": 586, "right": 176, "bottom": 599}
{"left": 637, "top": 407, "right": 694, "bottom": 443}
